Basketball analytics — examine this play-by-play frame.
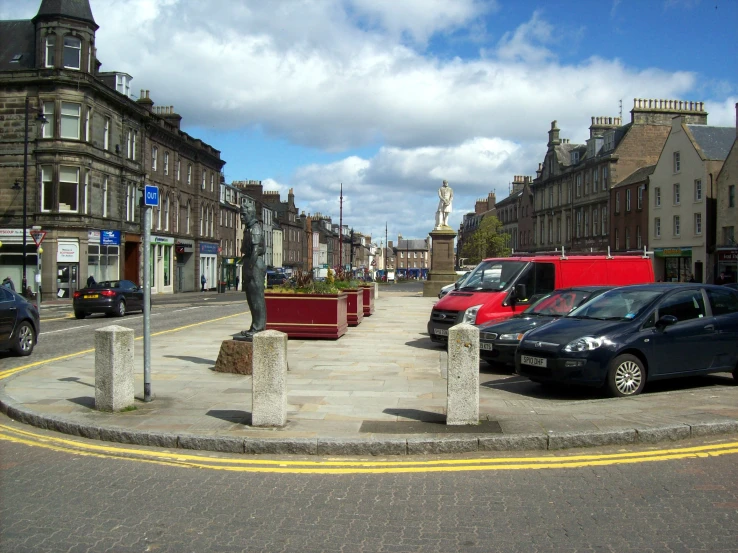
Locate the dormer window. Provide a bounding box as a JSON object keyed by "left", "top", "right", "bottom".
{"left": 10, "top": 54, "right": 22, "bottom": 63}
{"left": 603, "top": 132, "right": 614, "bottom": 152}
{"left": 45, "top": 36, "right": 56, "bottom": 67}
{"left": 63, "top": 36, "right": 81, "bottom": 70}
{"left": 571, "top": 151, "right": 579, "bottom": 164}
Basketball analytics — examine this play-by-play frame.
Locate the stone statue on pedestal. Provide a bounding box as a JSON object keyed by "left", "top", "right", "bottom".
{"left": 435, "top": 179, "right": 453, "bottom": 228}
{"left": 238, "top": 204, "right": 266, "bottom": 340}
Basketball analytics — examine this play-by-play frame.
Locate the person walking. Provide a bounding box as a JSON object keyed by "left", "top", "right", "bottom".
{"left": 2, "top": 276, "right": 15, "bottom": 291}
{"left": 200, "top": 273, "right": 207, "bottom": 292}
{"left": 235, "top": 274, "right": 240, "bottom": 291}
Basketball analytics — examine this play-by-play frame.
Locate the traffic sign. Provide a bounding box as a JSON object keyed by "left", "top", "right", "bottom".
{"left": 30, "top": 229, "right": 47, "bottom": 248}
{"left": 144, "top": 185, "right": 159, "bottom": 207}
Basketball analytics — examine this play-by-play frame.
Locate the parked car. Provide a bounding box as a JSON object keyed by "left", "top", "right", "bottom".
{"left": 477, "top": 286, "right": 612, "bottom": 367}
{"left": 266, "top": 272, "right": 289, "bottom": 288}
{"left": 73, "top": 280, "right": 143, "bottom": 319}
{"left": 724, "top": 283, "right": 738, "bottom": 290}
{"left": 0, "top": 287, "right": 40, "bottom": 356}
{"left": 428, "top": 254, "right": 654, "bottom": 342}
{"left": 438, "top": 271, "right": 471, "bottom": 299}
{"left": 515, "top": 283, "right": 738, "bottom": 397}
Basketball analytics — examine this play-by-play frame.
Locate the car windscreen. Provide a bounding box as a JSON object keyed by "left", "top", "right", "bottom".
{"left": 568, "top": 288, "right": 662, "bottom": 321}
{"left": 524, "top": 289, "right": 595, "bottom": 316}
{"left": 458, "top": 260, "right": 527, "bottom": 292}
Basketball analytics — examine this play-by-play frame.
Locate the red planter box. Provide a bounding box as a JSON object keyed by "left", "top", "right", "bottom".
{"left": 361, "top": 285, "right": 375, "bottom": 316}
{"left": 265, "top": 292, "right": 348, "bottom": 339}
{"left": 343, "top": 288, "right": 364, "bottom": 326}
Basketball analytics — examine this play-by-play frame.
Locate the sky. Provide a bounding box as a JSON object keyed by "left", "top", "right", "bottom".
{"left": 3, "top": 0, "right": 737, "bottom": 246}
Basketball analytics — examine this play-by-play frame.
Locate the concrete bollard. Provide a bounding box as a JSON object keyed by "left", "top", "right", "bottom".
{"left": 252, "top": 330, "right": 288, "bottom": 427}
{"left": 446, "top": 323, "right": 479, "bottom": 425}
{"left": 95, "top": 325, "right": 135, "bottom": 412}
{"left": 373, "top": 281, "right": 379, "bottom": 299}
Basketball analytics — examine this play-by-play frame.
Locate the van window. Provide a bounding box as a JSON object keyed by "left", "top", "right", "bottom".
{"left": 513, "top": 262, "right": 555, "bottom": 304}
{"left": 459, "top": 260, "right": 527, "bottom": 292}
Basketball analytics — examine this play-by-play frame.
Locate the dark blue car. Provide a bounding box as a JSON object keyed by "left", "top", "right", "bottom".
{"left": 515, "top": 283, "right": 738, "bottom": 397}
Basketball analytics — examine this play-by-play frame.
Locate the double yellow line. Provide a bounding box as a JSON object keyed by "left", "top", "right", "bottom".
{"left": 2, "top": 423, "right": 736, "bottom": 474}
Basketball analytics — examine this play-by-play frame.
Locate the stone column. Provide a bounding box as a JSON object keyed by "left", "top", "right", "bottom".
{"left": 95, "top": 325, "right": 135, "bottom": 412}
{"left": 252, "top": 330, "right": 288, "bottom": 427}
{"left": 446, "top": 323, "right": 479, "bottom": 425}
{"left": 423, "top": 227, "right": 458, "bottom": 297}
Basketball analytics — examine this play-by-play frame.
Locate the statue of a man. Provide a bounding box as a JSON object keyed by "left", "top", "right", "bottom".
{"left": 435, "top": 179, "right": 453, "bottom": 228}
{"left": 239, "top": 204, "right": 266, "bottom": 340}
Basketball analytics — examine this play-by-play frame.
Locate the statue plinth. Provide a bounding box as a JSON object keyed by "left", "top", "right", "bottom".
{"left": 423, "top": 227, "right": 458, "bottom": 298}
{"left": 213, "top": 339, "right": 253, "bottom": 375}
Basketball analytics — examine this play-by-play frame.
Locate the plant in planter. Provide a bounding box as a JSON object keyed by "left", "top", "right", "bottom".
{"left": 332, "top": 268, "right": 364, "bottom": 326}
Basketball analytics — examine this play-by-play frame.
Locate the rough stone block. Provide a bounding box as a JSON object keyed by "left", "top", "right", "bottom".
{"left": 636, "top": 425, "right": 691, "bottom": 444}
{"left": 243, "top": 438, "right": 318, "bottom": 455}
{"left": 407, "top": 436, "right": 478, "bottom": 454}
{"left": 478, "top": 434, "right": 548, "bottom": 451}
{"left": 689, "top": 420, "right": 738, "bottom": 437}
{"left": 213, "top": 339, "right": 253, "bottom": 375}
{"left": 547, "top": 429, "right": 636, "bottom": 450}
{"left": 95, "top": 325, "right": 134, "bottom": 412}
{"left": 446, "top": 323, "right": 479, "bottom": 425}
{"left": 252, "top": 330, "right": 288, "bottom": 427}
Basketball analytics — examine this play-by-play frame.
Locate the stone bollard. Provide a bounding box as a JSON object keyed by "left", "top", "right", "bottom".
{"left": 252, "top": 330, "right": 288, "bottom": 427}
{"left": 373, "top": 281, "right": 379, "bottom": 299}
{"left": 446, "top": 323, "right": 479, "bottom": 425}
{"left": 95, "top": 325, "right": 135, "bottom": 412}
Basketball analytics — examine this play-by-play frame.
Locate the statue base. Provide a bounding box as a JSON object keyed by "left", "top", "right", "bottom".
{"left": 423, "top": 227, "right": 458, "bottom": 297}
{"left": 213, "top": 339, "right": 253, "bottom": 375}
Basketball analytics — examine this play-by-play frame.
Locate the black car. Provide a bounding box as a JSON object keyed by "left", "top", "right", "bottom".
{"left": 266, "top": 272, "right": 289, "bottom": 288}
{"left": 73, "top": 280, "right": 143, "bottom": 319}
{"left": 477, "top": 286, "right": 612, "bottom": 367}
{"left": 515, "top": 283, "right": 738, "bottom": 397}
{"left": 0, "top": 287, "right": 40, "bottom": 356}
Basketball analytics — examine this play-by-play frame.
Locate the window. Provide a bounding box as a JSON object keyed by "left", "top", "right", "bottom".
{"left": 210, "top": 173, "right": 214, "bottom": 192}
{"left": 59, "top": 166, "right": 79, "bottom": 212}
{"left": 615, "top": 191, "right": 620, "bottom": 213}
{"left": 132, "top": 131, "right": 137, "bottom": 161}
{"left": 126, "top": 130, "right": 132, "bottom": 158}
{"left": 576, "top": 174, "right": 582, "bottom": 197}
{"left": 103, "top": 117, "right": 110, "bottom": 150}
{"left": 152, "top": 146, "right": 158, "bottom": 171}
{"left": 637, "top": 225, "right": 642, "bottom": 248}
{"left": 673, "top": 152, "right": 681, "bottom": 173}
{"left": 583, "top": 209, "right": 589, "bottom": 237}
{"left": 175, "top": 199, "right": 180, "bottom": 232}
{"left": 202, "top": 172, "right": 206, "bottom": 190}
{"left": 164, "top": 152, "right": 169, "bottom": 175}
{"left": 655, "top": 217, "right": 661, "bottom": 238}
{"left": 658, "top": 290, "right": 706, "bottom": 323}
{"left": 576, "top": 210, "right": 582, "bottom": 238}
{"left": 655, "top": 187, "right": 661, "bottom": 207}
{"left": 41, "top": 165, "right": 53, "bottom": 212}
{"left": 637, "top": 186, "right": 643, "bottom": 209}
{"left": 187, "top": 165, "right": 192, "bottom": 185}
{"left": 45, "top": 35, "right": 56, "bottom": 67}
{"left": 625, "top": 228, "right": 630, "bottom": 250}
{"left": 157, "top": 200, "right": 162, "bottom": 230}
{"left": 729, "top": 185, "right": 735, "bottom": 208}
{"left": 694, "top": 213, "right": 702, "bottom": 235}
{"left": 725, "top": 226, "right": 736, "bottom": 245}
{"left": 615, "top": 228, "right": 619, "bottom": 250}
{"left": 186, "top": 201, "right": 191, "bottom": 234}
{"left": 673, "top": 215, "right": 680, "bottom": 236}
{"left": 694, "top": 179, "right": 702, "bottom": 201}
{"left": 84, "top": 107, "right": 91, "bottom": 141}
{"left": 601, "top": 207, "right": 607, "bottom": 236}
{"left": 102, "top": 177, "right": 108, "bottom": 217}
{"left": 177, "top": 159, "right": 181, "bottom": 181}
{"left": 87, "top": 44, "right": 91, "bottom": 72}
{"left": 593, "top": 168, "right": 599, "bottom": 190}
{"left": 42, "top": 102, "right": 54, "bottom": 138}
{"left": 593, "top": 208, "right": 599, "bottom": 236}
{"left": 626, "top": 189, "right": 631, "bottom": 211}
{"left": 556, "top": 218, "right": 561, "bottom": 243}
{"left": 602, "top": 166, "right": 609, "bottom": 190}
{"left": 706, "top": 288, "right": 738, "bottom": 316}
{"left": 571, "top": 151, "right": 579, "bottom": 164}
{"left": 60, "top": 102, "right": 80, "bottom": 139}
{"left": 673, "top": 183, "right": 680, "bottom": 205}
{"left": 63, "top": 36, "right": 81, "bottom": 69}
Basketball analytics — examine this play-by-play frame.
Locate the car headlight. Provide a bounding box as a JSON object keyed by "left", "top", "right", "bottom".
{"left": 462, "top": 304, "right": 483, "bottom": 324}
{"left": 498, "top": 333, "right": 522, "bottom": 341}
{"left": 563, "top": 336, "right": 611, "bottom": 352}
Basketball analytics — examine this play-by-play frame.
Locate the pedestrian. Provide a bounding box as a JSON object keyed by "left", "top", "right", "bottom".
{"left": 716, "top": 271, "right": 727, "bottom": 285}
{"left": 87, "top": 274, "right": 96, "bottom": 288}
{"left": 201, "top": 273, "right": 207, "bottom": 292}
{"left": 235, "top": 274, "right": 240, "bottom": 291}
{"left": 2, "top": 276, "right": 15, "bottom": 291}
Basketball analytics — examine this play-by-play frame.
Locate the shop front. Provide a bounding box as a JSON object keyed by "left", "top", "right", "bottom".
{"left": 199, "top": 242, "right": 219, "bottom": 291}
{"left": 150, "top": 235, "right": 174, "bottom": 294}
{"left": 221, "top": 257, "right": 240, "bottom": 291}
{"left": 654, "top": 247, "right": 693, "bottom": 282}
{"left": 716, "top": 249, "right": 737, "bottom": 284}
{"left": 56, "top": 239, "right": 80, "bottom": 298}
{"left": 175, "top": 239, "right": 195, "bottom": 292}
{"left": 87, "top": 230, "right": 120, "bottom": 284}
{"left": 0, "top": 229, "right": 38, "bottom": 295}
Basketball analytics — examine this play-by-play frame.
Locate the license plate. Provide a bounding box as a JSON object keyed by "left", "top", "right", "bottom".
{"left": 521, "top": 355, "right": 546, "bottom": 367}
{"left": 480, "top": 343, "right": 494, "bottom": 351}
{"left": 434, "top": 328, "right": 449, "bottom": 336}
{"left": 83, "top": 294, "right": 99, "bottom": 299}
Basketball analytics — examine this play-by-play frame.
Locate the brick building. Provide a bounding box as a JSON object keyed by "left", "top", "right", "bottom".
{"left": 610, "top": 165, "right": 653, "bottom": 253}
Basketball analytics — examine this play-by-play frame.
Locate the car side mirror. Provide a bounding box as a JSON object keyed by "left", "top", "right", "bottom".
{"left": 655, "top": 314, "right": 677, "bottom": 330}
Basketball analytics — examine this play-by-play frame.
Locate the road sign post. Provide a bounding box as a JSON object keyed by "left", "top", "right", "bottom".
{"left": 142, "top": 185, "right": 158, "bottom": 402}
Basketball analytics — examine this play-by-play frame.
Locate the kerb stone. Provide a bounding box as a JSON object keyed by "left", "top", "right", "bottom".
{"left": 94, "top": 325, "right": 134, "bottom": 412}
{"left": 252, "top": 330, "right": 288, "bottom": 427}
{"left": 214, "top": 339, "right": 253, "bottom": 375}
{"left": 446, "top": 323, "right": 479, "bottom": 425}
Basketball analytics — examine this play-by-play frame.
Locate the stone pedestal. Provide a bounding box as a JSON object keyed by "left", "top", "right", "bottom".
{"left": 214, "top": 339, "right": 254, "bottom": 375}
{"left": 423, "top": 227, "right": 458, "bottom": 297}
{"left": 95, "top": 325, "right": 134, "bottom": 412}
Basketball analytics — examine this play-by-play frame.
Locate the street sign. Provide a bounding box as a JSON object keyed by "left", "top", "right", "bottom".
{"left": 30, "top": 229, "right": 47, "bottom": 247}
{"left": 144, "top": 185, "right": 159, "bottom": 207}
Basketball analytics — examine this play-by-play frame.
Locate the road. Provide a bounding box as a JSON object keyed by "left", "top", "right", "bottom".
{"left": 1, "top": 421, "right": 737, "bottom": 553}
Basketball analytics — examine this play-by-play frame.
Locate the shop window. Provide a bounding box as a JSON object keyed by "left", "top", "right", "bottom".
{"left": 88, "top": 245, "right": 119, "bottom": 282}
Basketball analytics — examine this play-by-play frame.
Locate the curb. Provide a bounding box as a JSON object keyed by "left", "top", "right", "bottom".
{"left": 3, "top": 395, "right": 738, "bottom": 456}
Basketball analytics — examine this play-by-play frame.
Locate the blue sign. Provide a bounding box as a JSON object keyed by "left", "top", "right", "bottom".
{"left": 200, "top": 242, "right": 219, "bottom": 255}
{"left": 101, "top": 230, "right": 120, "bottom": 245}
{"left": 144, "top": 185, "right": 159, "bottom": 207}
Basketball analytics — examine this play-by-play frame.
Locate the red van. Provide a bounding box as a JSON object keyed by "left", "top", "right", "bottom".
{"left": 428, "top": 254, "right": 654, "bottom": 342}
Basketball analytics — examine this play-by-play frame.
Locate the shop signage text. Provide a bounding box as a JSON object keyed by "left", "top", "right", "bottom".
{"left": 200, "top": 242, "right": 219, "bottom": 255}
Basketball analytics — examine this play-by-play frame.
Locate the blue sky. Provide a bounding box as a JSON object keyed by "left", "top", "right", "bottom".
{"left": 3, "top": 0, "right": 736, "bottom": 245}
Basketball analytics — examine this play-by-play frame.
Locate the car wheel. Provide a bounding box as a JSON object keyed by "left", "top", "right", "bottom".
{"left": 74, "top": 310, "right": 86, "bottom": 319}
{"left": 12, "top": 321, "right": 35, "bottom": 356}
{"left": 606, "top": 354, "right": 646, "bottom": 397}
{"left": 116, "top": 299, "right": 126, "bottom": 317}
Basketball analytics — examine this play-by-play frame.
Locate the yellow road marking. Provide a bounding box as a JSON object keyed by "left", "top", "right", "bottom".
{"left": 1, "top": 423, "right": 736, "bottom": 474}
{"left": 0, "top": 311, "right": 247, "bottom": 380}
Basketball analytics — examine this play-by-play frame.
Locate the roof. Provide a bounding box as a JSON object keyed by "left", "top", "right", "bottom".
{"left": 687, "top": 125, "right": 735, "bottom": 160}
{"left": 0, "top": 20, "right": 35, "bottom": 71}
{"left": 33, "top": 0, "right": 97, "bottom": 28}
{"left": 612, "top": 164, "right": 656, "bottom": 189}
{"left": 495, "top": 189, "right": 523, "bottom": 208}
{"left": 554, "top": 142, "right": 582, "bottom": 168}
{"left": 397, "top": 239, "right": 427, "bottom": 250}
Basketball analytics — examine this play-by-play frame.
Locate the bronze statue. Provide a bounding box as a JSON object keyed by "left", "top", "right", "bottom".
{"left": 238, "top": 204, "right": 266, "bottom": 340}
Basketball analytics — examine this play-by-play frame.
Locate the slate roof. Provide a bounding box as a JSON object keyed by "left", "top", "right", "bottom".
{"left": 612, "top": 165, "right": 656, "bottom": 189}
{"left": 687, "top": 125, "right": 735, "bottom": 161}
{"left": 33, "top": 0, "right": 97, "bottom": 27}
{"left": 554, "top": 143, "right": 582, "bottom": 167}
{"left": 0, "top": 20, "right": 35, "bottom": 71}
{"left": 397, "top": 239, "right": 427, "bottom": 251}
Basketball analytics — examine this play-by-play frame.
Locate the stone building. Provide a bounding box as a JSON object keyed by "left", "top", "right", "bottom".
{"left": 714, "top": 104, "right": 738, "bottom": 283}
{"left": 394, "top": 235, "right": 429, "bottom": 278}
{"left": 531, "top": 99, "right": 708, "bottom": 255}
{"left": 262, "top": 188, "right": 305, "bottom": 273}
{"left": 495, "top": 175, "right": 534, "bottom": 252}
{"left": 0, "top": 0, "right": 224, "bottom": 298}
{"left": 456, "top": 192, "right": 497, "bottom": 265}
{"left": 610, "top": 165, "right": 653, "bottom": 253}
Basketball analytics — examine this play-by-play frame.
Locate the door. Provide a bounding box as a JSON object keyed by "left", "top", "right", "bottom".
{"left": 176, "top": 264, "right": 185, "bottom": 292}
{"left": 705, "top": 287, "right": 738, "bottom": 371}
{"left": 56, "top": 264, "right": 79, "bottom": 299}
{"left": 0, "top": 288, "right": 16, "bottom": 342}
{"left": 649, "top": 288, "right": 716, "bottom": 376}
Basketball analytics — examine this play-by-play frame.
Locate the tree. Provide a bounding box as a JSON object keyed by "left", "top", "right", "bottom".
{"left": 460, "top": 215, "right": 510, "bottom": 264}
